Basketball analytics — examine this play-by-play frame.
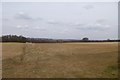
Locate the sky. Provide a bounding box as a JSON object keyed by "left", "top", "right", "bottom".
{"left": 1, "top": 0, "right": 119, "bottom": 2}
{"left": 2, "top": 2, "right": 118, "bottom": 40}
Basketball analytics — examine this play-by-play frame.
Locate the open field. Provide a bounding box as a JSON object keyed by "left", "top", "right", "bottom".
{"left": 2, "top": 42, "right": 118, "bottom": 78}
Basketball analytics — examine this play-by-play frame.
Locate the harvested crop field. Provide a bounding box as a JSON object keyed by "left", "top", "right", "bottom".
{"left": 2, "top": 42, "right": 118, "bottom": 78}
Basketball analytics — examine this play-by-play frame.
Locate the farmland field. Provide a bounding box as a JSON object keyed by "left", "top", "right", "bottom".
{"left": 2, "top": 42, "right": 118, "bottom": 78}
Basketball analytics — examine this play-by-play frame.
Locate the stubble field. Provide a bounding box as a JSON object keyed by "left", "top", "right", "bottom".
{"left": 2, "top": 42, "right": 118, "bottom": 78}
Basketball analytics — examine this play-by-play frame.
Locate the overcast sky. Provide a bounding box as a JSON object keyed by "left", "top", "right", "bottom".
{"left": 2, "top": 2, "right": 118, "bottom": 40}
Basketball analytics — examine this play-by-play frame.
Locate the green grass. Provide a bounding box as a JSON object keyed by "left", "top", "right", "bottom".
{"left": 104, "top": 65, "right": 118, "bottom": 77}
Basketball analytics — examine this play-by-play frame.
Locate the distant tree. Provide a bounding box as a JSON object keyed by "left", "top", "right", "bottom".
{"left": 1, "top": 35, "right": 27, "bottom": 43}
{"left": 82, "top": 37, "right": 89, "bottom": 41}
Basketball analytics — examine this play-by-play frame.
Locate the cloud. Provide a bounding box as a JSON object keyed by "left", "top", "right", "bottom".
{"left": 76, "top": 23, "right": 110, "bottom": 30}
{"left": 73, "top": 23, "right": 85, "bottom": 26}
{"left": 83, "top": 5, "right": 94, "bottom": 10}
{"left": 47, "top": 20, "right": 63, "bottom": 25}
{"left": 3, "top": 18, "right": 9, "bottom": 21}
{"left": 47, "top": 20, "right": 75, "bottom": 27}
{"left": 16, "top": 25, "right": 22, "bottom": 28}
{"left": 16, "top": 24, "right": 29, "bottom": 29}
{"left": 35, "top": 17, "right": 43, "bottom": 21}
{"left": 28, "top": 26, "right": 46, "bottom": 31}
{"left": 34, "top": 26, "right": 40, "bottom": 29}
{"left": 15, "top": 12, "right": 33, "bottom": 20}
{"left": 16, "top": 24, "right": 46, "bottom": 31}
{"left": 86, "top": 23, "right": 110, "bottom": 29}
{"left": 96, "top": 19, "right": 107, "bottom": 23}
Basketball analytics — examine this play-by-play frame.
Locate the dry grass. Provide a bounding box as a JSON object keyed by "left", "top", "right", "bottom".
{"left": 0, "top": 43, "right": 2, "bottom": 79}
{"left": 2, "top": 42, "right": 118, "bottom": 78}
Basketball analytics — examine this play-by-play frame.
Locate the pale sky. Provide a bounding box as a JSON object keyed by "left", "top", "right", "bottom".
{"left": 2, "top": 2, "right": 118, "bottom": 40}
{"left": 1, "top": 0, "right": 119, "bottom": 2}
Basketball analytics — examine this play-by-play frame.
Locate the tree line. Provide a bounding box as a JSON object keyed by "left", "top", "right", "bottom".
{"left": 0, "top": 35, "right": 27, "bottom": 43}
{"left": 0, "top": 35, "right": 119, "bottom": 43}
